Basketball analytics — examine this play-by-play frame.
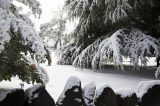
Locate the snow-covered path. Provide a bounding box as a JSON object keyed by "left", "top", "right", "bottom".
{"left": 43, "top": 64, "right": 156, "bottom": 101}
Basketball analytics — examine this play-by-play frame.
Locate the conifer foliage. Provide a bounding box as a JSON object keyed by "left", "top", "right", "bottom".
{"left": 0, "top": 0, "right": 51, "bottom": 83}
{"left": 59, "top": 0, "right": 160, "bottom": 74}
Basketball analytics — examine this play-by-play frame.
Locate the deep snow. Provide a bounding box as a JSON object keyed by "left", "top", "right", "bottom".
{"left": 0, "top": 52, "right": 159, "bottom": 101}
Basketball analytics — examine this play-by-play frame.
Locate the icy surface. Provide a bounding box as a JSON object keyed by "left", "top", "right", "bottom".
{"left": 116, "top": 88, "right": 135, "bottom": 98}
{"left": 136, "top": 80, "right": 160, "bottom": 99}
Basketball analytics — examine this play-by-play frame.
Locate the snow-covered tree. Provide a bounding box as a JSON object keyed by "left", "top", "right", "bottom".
{"left": 40, "top": 8, "right": 68, "bottom": 49}
{"left": 0, "top": 0, "right": 51, "bottom": 83}
{"left": 60, "top": 0, "right": 160, "bottom": 71}
{"left": 64, "top": 0, "right": 160, "bottom": 39}
{"left": 73, "top": 29, "right": 160, "bottom": 70}
{"left": 72, "top": 37, "right": 104, "bottom": 69}
{"left": 57, "top": 41, "right": 76, "bottom": 65}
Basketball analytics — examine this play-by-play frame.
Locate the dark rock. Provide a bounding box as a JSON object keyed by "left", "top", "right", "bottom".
{"left": 56, "top": 77, "right": 85, "bottom": 106}
{"left": 95, "top": 85, "right": 118, "bottom": 106}
{"left": 139, "top": 84, "right": 160, "bottom": 106}
{"left": 0, "top": 89, "right": 25, "bottom": 106}
{"left": 24, "top": 84, "right": 56, "bottom": 106}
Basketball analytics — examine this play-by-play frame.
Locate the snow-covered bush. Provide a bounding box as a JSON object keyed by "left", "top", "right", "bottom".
{"left": 0, "top": 0, "right": 51, "bottom": 83}
{"left": 71, "top": 28, "right": 160, "bottom": 71}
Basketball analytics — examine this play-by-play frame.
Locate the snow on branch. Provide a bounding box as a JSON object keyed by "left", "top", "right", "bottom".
{"left": 58, "top": 41, "right": 76, "bottom": 65}
{"left": 126, "top": 29, "right": 160, "bottom": 68}
{"left": 15, "top": 0, "right": 42, "bottom": 18}
{"left": 72, "top": 28, "right": 160, "bottom": 70}
{"left": 73, "top": 37, "right": 103, "bottom": 68}
{"left": 92, "top": 30, "right": 124, "bottom": 70}
{"left": 0, "top": 4, "right": 50, "bottom": 82}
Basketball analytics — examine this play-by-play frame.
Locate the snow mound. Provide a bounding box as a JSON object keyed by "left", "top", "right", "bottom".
{"left": 83, "top": 82, "right": 96, "bottom": 106}
{"left": 137, "top": 80, "right": 160, "bottom": 99}
{"left": 116, "top": 88, "right": 135, "bottom": 98}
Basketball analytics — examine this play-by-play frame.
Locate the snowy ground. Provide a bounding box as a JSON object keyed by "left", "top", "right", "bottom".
{"left": 43, "top": 64, "right": 158, "bottom": 101}
{"left": 0, "top": 52, "right": 159, "bottom": 101}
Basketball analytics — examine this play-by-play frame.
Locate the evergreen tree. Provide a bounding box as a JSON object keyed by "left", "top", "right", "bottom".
{"left": 64, "top": 0, "right": 160, "bottom": 39}
{"left": 61, "top": 0, "right": 160, "bottom": 71}
{"left": 0, "top": 0, "right": 51, "bottom": 83}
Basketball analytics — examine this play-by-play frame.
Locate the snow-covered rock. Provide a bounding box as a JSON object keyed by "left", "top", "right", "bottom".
{"left": 56, "top": 76, "right": 85, "bottom": 106}
{"left": 137, "top": 80, "right": 160, "bottom": 99}
{"left": 116, "top": 88, "right": 138, "bottom": 106}
{"left": 0, "top": 88, "right": 24, "bottom": 106}
{"left": 116, "top": 88, "right": 135, "bottom": 98}
{"left": 95, "top": 84, "right": 118, "bottom": 106}
{"left": 83, "top": 82, "right": 96, "bottom": 106}
{"left": 155, "top": 66, "right": 160, "bottom": 78}
{"left": 137, "top": 80, "right": 160, "bottom": 106}
{"left": 25, "top": 84, "right": 56, "bottom": 106}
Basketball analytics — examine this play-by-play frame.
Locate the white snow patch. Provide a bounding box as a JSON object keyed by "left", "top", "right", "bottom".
{"left": 116, "top": 88, "right": 135, "bottom": 98}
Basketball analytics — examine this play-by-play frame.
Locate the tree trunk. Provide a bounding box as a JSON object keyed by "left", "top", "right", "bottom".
{"left": 157, "top": 56, "right": 160, "bottom": 67}
{"left": 53, "top": 39, "right": 59, "bottom": 49}
{"left": 59, "top": 39, "right": 62, "bottom": 47}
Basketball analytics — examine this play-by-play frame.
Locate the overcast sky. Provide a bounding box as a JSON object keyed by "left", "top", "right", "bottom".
{"left": 29, "top": 0, "right": 64, "bottom": 30}
{"left": 30, "top": 0, "right": 75, "bottom": 33}
{"left": 37, "top": 0, "right": 65, "bottom": 23}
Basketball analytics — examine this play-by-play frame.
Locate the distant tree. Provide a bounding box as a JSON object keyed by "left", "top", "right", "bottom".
{"left": 40, "top": 8, "right": 68, "bottom": 49}
{"left": 0, "top": 0, "right": 51, "bottom": 83}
